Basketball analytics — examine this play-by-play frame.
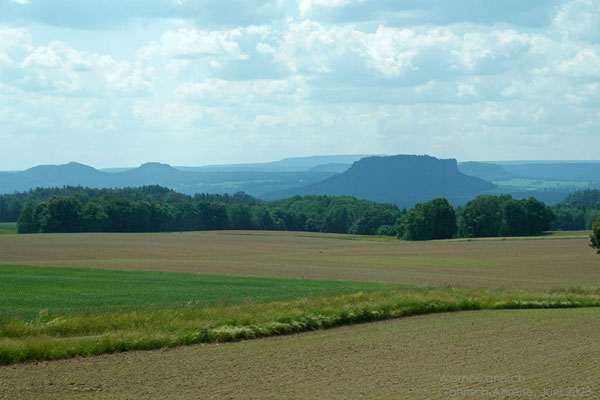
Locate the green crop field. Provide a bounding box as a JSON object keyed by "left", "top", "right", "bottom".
{"left": 0, "top": 265, "right": 401, "bottom": 322}
{"left": 1, "top": 262, "right": 599, "bottom": 365}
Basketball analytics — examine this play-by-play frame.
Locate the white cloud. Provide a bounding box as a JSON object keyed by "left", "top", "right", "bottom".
{"left": 0, "top": 27, "right": 32, "bottom": 65}
{"left": 174, "top": 77, "right": 306, "bottom": 104}
{"left": 457, "top": 84, "right": 477, "bottom": 97}
{"left": 552, "top": 0, "right": 600, "bottom": 41}
{"left": 556, "top": 48, "right": 600, "bottom": 77}
{"left": 139, "top": 28, "right": 248, "bottom": 60}
{"left": 2, "top": 1, "right": 600, "bottom": 169}
{"left": 478, "top": 105, "right": 510, "bottom": 124}
{"left": 363, "top": 26, "right": 458, "bottom": 77}
{"left": 17, "top": 41, "right": 149, "bottom": 95}
{"left": 297, "top": 0, "right": 365, "bottom": 16}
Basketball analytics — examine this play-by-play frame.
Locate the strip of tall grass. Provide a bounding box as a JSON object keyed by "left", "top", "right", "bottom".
{"left": 1, "top": 287, "right": 599, "bottom": 365}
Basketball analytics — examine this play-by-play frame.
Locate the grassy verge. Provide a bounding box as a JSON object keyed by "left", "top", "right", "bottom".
{"left": 0, "top": 266, "right": 599, "bottom": 365}
{"left": 0, "top": 222, "right": 17, "bottom": 235}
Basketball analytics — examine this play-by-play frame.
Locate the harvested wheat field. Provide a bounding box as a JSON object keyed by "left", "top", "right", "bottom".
{"left": 0, "top": 231, "right": 597, "bottom": 290}
{"left": 1, "top": 308, "right": 598, "bottom": 400}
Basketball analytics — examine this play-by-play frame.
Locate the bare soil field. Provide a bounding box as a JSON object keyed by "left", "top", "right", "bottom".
{"left": 0, "top": 231, "right": 598, "bottom": 290}
{"left": 1, "top": 308, "right": 598, "bottom": 400}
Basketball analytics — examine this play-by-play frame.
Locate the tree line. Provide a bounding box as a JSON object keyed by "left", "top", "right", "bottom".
{"left": 15, "top": 187, "right": 403, "bottom": 235}
{"left": 12, "top": 185, "right": 562, "bottom": 240}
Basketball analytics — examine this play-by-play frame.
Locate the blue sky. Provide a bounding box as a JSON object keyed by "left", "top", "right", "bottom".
{"left": 0, "top": 0, "right": 599, "bottom": 170}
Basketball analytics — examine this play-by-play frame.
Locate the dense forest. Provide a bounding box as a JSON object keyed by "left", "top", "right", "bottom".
{"left": 6, "top": 185, "right": 568, "bottom": 241}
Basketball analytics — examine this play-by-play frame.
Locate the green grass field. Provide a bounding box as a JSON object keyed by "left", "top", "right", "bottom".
{"left": 0, "top": 222, "right": 16, "bottom": 235}
{"left": 1, "top": 264, "right": 600, "bottom": 364}
{"left": 0, "top": 265, "right": 401, "bottom": 322}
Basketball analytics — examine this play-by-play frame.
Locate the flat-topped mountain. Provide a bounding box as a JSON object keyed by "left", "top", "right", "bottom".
{"left": 264, "top": 155, "right": 496, "bottom": 208}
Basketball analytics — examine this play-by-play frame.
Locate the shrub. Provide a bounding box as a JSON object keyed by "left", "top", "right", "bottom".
{"left": 590, "top": 213, "right": 600, "bottom": 254}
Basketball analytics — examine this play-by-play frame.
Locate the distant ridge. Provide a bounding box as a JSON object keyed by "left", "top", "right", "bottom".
{"left": 0, "top": 161, "right": 336, "bottom": 197}
{"left": 176, "top": 155, "right": 371, "bottom": 172}
{"left": 458, "top": 162, "right": 517, "bottom": 182}
{"left": 264, "top": 155, "right": 496, "bottom": 208}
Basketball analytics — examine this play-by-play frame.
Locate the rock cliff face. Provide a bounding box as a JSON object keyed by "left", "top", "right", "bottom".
{"left": 265, "top": 155, "right": 496, "bottom": 208}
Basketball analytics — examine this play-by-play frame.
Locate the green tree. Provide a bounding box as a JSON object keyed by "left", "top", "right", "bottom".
{"left": 45, "top": 196, "right": 82, "bottom": 233}
{"left": 502, "top": 200, "right": 528, "bottom": 236}
{"left": 502, "top": 197, "right": 554, "bottom": 236}
{"left": 251, "top": 206, "right": 275, "bottom": 230}
{"left": 129, "top": 201, "right": 152, "bottom": 232}
{"left": 590, "top": 213, "right": 600, "bottom": 254}
{"left": 323, "top": 206, "right": 349, "bottom": 233}
{"left": 80, "top": 202, "right": 109, "bottom": 232}
{"left": 228, "top": 203, "right": 255, "bottom": 230}
{"left": 426, "top": 198, "right": 457, "bottom": 239}
{"left": 17, "top": 205, "right": 37, "bottom": 233}
{"left": 459, "top": 195, "right": 503, "bottom": 238}
{"left": 522, "top": 197, "right": 555, "bottom": 235}
{"left": 402, "top": 198, "right": 457, "bottom": 240}
{"left": 32, "top": 202, "right": 50, "bottom": 232}
{"left": 375, "top": 225, "right": 397, "bottom": 236}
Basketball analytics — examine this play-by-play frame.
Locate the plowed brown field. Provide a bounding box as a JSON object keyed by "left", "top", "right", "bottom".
{"left": 1, "top": 308, "right": 598, "bottom": 400}
{"left": 0, "top": 231, "right": 598, "bottom": 289}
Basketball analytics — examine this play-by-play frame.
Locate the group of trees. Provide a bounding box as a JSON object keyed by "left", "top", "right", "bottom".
{"left": 16, "top": 187, "right": 404, "bottom": 235}
{"left": 398, "top": 195, "right": 555, "bottom": 241}
{"left": 8, "top": 185, "right": 561, "bottom": 241}
{"left": 1, "top": 185, "right": 196, "bottom": 223}
{"left": 400, "top": 198, "right": 457, "bottom": 240}
{"left": 459, "top": 195, "right": 555, "bottom": 238}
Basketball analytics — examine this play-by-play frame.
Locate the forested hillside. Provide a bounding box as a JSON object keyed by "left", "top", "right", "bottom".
{"left": 552, "top": 190, "right": 600, "bottom": 230}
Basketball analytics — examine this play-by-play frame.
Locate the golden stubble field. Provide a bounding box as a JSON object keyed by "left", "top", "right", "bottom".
{"left": 1, "top": 308, "right": 598, "bottom": 400}
{"left": 0, "top": 231, "right": 598, "bottom": 290}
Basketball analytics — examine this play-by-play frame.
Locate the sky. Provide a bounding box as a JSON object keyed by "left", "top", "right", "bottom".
{"left": 0, "top": 0, "right": 599, "bottom": 170}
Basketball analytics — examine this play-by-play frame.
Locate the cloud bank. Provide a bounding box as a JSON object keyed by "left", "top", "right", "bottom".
{"left": 0, "top": 0, "right": 599, "bottom": 169}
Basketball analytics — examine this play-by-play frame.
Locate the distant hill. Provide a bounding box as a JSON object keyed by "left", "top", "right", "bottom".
{"left": 264, "top": 155, "right": 496, "bottom": 208}
{"left": 458, "top": 162, "right": 516, "bottom": 182}
{"left": 0, "top": 162, "right": 112, "bottom": 193}
{"left": 0, "top": 162, "right": 335, "bottom": 197}
{"left": 176, "top": 155, "right": 371, "bottom": 172}
{"left": 498, "top": 163, "right": 600, "bottom": 182}
{"left": 308, "top": 163, "right": 351, "bottom": 173}
{"left": 464, "top": 161, "right": 600, "bottom": 205}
